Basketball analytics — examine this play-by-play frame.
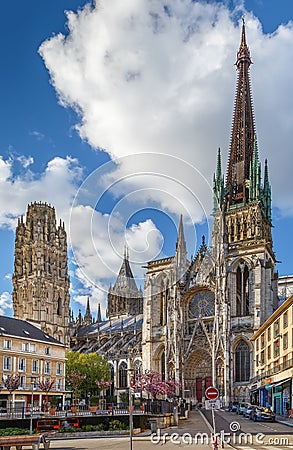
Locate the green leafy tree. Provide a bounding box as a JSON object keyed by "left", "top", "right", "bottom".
{"left": 66, "top": 351, "right": 111, "bottom": 400}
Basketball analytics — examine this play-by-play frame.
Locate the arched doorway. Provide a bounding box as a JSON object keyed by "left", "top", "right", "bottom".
{"left": 184, "top": 350, "right": 212, "bottom": 403}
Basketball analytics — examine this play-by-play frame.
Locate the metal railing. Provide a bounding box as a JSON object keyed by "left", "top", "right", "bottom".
{"left": 250, "top": 356, "right": 293, "bottom": 384}
{"left": 0, "top": 400, "right": 176, "bottom": 420}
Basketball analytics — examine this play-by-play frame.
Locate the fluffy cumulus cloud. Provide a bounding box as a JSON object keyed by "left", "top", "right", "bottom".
{"left": 0, "top": 291, "right": 12, "bottom": 315}
{"left": 69, "top": 203, "right": 163, "bottom": 317}
{"left": 0, "top": 155, "right": 83, "bottom": 229}
{"left": 39, "top": 0, "right": 293, "bottom": 217}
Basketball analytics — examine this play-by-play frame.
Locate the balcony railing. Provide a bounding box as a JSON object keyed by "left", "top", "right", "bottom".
{"left": 0, "top": 384, "right": 66, "bottom": 393}
{"left": 250, "top": 356, "right": 293, "bottom": 384}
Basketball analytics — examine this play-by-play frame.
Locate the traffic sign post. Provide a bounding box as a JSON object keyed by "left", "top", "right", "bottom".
{"left": 205, "top": 386, "right": 219, "bottom": 400}
{"left": 205, "top": 387, "right": 219, "bottom": 450}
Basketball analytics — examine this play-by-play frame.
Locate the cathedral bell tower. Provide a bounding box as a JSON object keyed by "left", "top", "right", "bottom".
{"left": 12, "top": 202, "right": 70, "bottom": 345}
{"left": 212, "top": 20, "right": 278, "bottom": 401}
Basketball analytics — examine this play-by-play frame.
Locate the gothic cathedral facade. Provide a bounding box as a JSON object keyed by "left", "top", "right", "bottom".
{"left": 142, "top": 21, "right": 278, "bottom": 403}
{"left": 12, "top": 202, "right": 70, "bottom": 346}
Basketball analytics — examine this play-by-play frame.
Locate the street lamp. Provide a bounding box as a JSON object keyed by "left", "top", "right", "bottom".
{"left": 29, "top": 376, "right": 37, "bottom": 435}
{"left": 128, "top": 369, "right": 134, "bottom": 450}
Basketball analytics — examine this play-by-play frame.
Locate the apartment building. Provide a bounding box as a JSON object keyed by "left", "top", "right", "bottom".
{"left": 0, "top": 316, "right": 66, "bottom": 411}
{"left": 250, "top": 294, "right": 293, "bottom": 415}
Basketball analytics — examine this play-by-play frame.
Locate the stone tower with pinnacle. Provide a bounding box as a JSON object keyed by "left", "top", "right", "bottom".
{"left": 212, "top": 19, "right": 278, "bottom": 400}
{"left": 12, "top": 202, "right": 70, "bottom": 346}
{"left": 107, "top": 248, "right": 143, "bottom": 318}
{"left": 142, "top": 20, "right": 278, "bottom": 405}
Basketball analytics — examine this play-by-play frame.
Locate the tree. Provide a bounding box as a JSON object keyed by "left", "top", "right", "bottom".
{"left": 2, "top": 374, "right": 20, "bottom": 414}
{"left": 66, "top": 351, "right": 111, "bottom": 401}
{"left": 37, "top": 379, "right": 55, "bottom": 411}
{"left": 134, "top": 370, "right": 180, "bottom": 399}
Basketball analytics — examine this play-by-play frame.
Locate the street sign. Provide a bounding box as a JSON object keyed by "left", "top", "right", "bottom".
{"left": 205, "top": 386, "right": 219, "bottom": 400}
{"left": 205, "top": 399, "right": 221, "bottom": 410}
{"left": 130, "top": 377, "right": 134, "bottom": 388}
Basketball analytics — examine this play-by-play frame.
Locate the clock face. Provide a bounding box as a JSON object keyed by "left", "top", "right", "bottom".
{"left": 189, "top": 290, "right": 215, "bottom": 318}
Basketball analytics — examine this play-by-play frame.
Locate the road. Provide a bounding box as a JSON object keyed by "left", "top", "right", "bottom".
{"left": 47, "top": 409, "right": 293, "bottom": 449}
{"left": 203, "top": 409, "right": 293, "bottom": 449}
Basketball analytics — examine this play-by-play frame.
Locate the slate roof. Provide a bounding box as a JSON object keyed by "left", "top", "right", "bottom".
{"left": 0, "top": 316, "right": 63, "bottom": 345}
{"left": 76, "top": 314, "right": 143, "bottom": 338}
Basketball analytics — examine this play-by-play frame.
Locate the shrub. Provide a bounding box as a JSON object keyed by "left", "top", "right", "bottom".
{"left": 108, "top": 420, "right": 128, "bottom": 431}
{"left": 60, "top": 426, "right": 78, "bottom": 433}
{"left": 81, "top": 424, "right": 104, "bottom": 432}
{"left": 82, "top": 424, "right": 95, "bottom": 432}
{"left": 89, "top": 396, "right": 100, "bottom": 406}
{"left": 0, "top": 428, "right": 30, "bottom": 436}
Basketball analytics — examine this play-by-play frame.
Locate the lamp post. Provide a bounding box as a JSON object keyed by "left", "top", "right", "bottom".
{"left": 128, "top": 371, "right": 134, "bottom": 450}
{"left": 29, "top": 376, "right": 37, "bottom": 435}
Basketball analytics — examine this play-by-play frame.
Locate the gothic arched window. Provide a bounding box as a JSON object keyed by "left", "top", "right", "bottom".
{"left": 160, "top": 291, "right": 167, "bottom": 326}
{"left": 134, "top": 361, "right": 142, "bottom": 380}
{"left": 109, "top": 364, "right": 115, "bottom": 397}
{"left": 119, "top": 362, "right": 128, "bottom": 388}
{"left": 161, "top": 351, "right": 166, "bottom": 381}
{"left": 235, "top": 340, "right": 250, "bottom": 382}
{"left": 236, "top": 262, "right": 249, "bottom": 316}
{"left": 57, "top": 297, "right": 62, "bottom": 316}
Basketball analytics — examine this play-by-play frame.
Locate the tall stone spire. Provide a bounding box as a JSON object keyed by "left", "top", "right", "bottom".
{"left": 97, "top": 303, "right": 102, "bottom": 323}
{"left": 226, "top": 18, "right": 255, "bottom": 205}
{"left": 107, "top": 248, "right": 143, "bottom": 318}
{"left": 262, "top": 159, "right": 272, "bottom": 222}
{"left": 213, "top": 20, "right": 272, "bottom": 246}
{"left": 213, "top": 148, "right": 224, "bottom": 211}
{"left": 175, "top": 215, "right": 187, "bottom": 281}
{"left": 83, "top": 297, "right": 92, "bottom": 325}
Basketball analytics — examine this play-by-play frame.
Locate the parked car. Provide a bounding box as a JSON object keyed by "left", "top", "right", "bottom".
{"left": 244, "top": 404, "right": 257, "bottom": 418}
{"left": 251, "top": 406, "right": 275, "bottom": 422}
{"left": 237, "top": 402, "right": 250, "bottom": 415}
{"left": 229, "top": 401, "right": 239, "bottom": 412}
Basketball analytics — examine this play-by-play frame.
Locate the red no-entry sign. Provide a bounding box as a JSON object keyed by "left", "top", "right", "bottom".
{"left": 205, "top": 386, "right": 219, "bottom": 400}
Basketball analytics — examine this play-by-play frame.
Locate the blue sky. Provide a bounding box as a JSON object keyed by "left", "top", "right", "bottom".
{"left": 0, "top": 0, "right": 293, "bottom": 319}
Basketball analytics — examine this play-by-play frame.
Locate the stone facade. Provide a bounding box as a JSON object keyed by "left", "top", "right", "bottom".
{"left": 12, "top": 202, "right": 70, "bottom": 346}
{"left": 142, "top": 21, "right": 278, "bottom": 405}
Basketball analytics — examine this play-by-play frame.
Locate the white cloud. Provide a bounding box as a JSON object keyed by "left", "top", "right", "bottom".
{"left": 39, "top": 0, "right": 293, "bottom": 218}
{"left": 69, "top": 203, "right": 163, "bottom": 318}
{"left": 16, "top": 155, "right": 34, "bottom": 169}
{"left": 0, "top": 155, "right": 83, "bottom": 229}
{"left": 0, "top": 291, "right": 12, "bottom": 315}
{"left": 30, "top": 130, "right": 45, "bottom": 141}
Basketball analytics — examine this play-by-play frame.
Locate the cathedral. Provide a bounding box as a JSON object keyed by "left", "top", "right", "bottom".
{"left": 12, "top": 22, "right": 279, "bottom": 405}
{"left": 142, "top": 21, "right": 278, "bottom": 403}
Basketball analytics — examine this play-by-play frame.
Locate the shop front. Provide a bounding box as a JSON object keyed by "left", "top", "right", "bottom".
{"left": 251, "top": 377, "right": 273, "bottom": 408}
{"left": 272, "top": 379, "right": 291, "bottom": 416}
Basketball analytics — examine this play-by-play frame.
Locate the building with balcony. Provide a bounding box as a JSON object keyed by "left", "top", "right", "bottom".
{"left": 250, "top": 294, "right": 293, "bottom": 415}
{"left": 0, "top": 316, "right": 66, "bottom": 412}
{"left": 278, "top": 276, "right": 293, "bottom": 305}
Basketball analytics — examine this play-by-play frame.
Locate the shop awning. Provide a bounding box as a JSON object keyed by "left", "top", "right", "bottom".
{"left": 274, "top": 378, "right": 292, "bottom": 387}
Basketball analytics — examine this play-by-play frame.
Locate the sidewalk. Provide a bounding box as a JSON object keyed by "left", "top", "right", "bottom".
{"left": 276, "top": 414, "right": 293, "bottom": 427}
{"left": 161, "top": 409, "right": 212, "bottom": 435}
